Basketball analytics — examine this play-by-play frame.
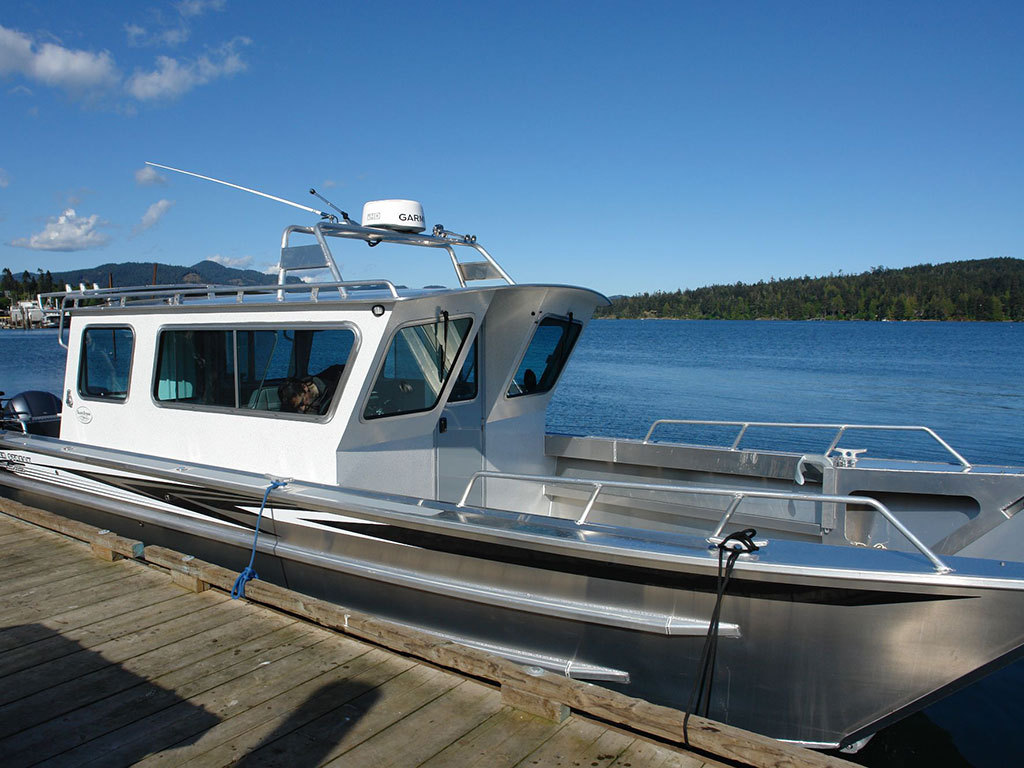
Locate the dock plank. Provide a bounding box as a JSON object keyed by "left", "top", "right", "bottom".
{"left": 0, "top": 552, "right": 130, "bottom": 600}
{"left": 327, "top": 677, "right": 503, "bottom": 768}
{"left": 233, "top": 660, "right": 463, "bottom": 768}
{"left": 416, "top": 705, "right": 573, "bottom": 768}
{"left": 4, "top": 620, "right": 357, "bottom": 766}
{"left": 0, "top": 595, "right": 251, "bottom": 741}
{"left": 0, "top": 558, "right": 143, "bottom": 614}
{"left": 58, "top": 622, "right": 328, "bottom": 768}
{"left": 0, "top": 546, "right": 95, "bottom": 577}
{"left": 0, "top": 578, "right": 185, "bottom": 656}
{"left": 123, "top": 646, "right": 398, "bottom": 768}
{"left": 0, "top": 582, "right": 189, "bottom": 678}
{"left": 159, "top": 649, "right": 424, "bottom": 768}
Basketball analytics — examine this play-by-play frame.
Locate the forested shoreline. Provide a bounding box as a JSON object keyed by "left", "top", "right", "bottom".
{"left": 3, "top": 257, "right": 1022, "bottom": 321}
{"left": 598, "top": 258, "right": 1024, "bottom": 321}
{"left": 0, "top": 260, "right": 276, "bottom": 311}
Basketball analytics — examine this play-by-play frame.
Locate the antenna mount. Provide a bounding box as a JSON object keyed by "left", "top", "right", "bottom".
{"left": 310, "top": 189, "right": 351, "bottom": 223}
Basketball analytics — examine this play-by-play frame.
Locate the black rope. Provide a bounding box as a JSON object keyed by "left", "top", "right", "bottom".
{"left": 683, "top": 528, "right": 760, "bottom": 747}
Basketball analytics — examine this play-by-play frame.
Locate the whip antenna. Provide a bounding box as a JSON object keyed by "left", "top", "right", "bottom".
{"left": 146, "top": 161, "right": 337, "bottom": 222}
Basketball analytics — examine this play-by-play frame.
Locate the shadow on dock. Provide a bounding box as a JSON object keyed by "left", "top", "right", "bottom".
{"left": 234, "top": 679, "right": 380, "bottom": 765}
{"left": 0, "top": 623, "right": 220, "bottom": 766}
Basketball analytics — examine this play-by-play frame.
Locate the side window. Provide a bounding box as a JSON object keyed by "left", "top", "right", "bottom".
{"left": 155, "top": 327, "right": 355, "bottom": 415}
{"left": 240, "top": 329, "right": 355, "bottom": 414}
{"left": 79, "top": 327, "right": 134, "bottom": 401}
{"left": 365, "top": 316, "right": 473, "bottom": 419}
{"left": 155, "top": 330, "right": 234, "bottom": 406}
{"left": 507, "top": 316, "right": 581, "bottom": 397}
{"left": 447, "top": 338, "right": 477, "bottom": 403}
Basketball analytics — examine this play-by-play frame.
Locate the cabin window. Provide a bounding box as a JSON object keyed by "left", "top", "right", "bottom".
{"left": 78, "top": 326, "right": 134, "bottom": 401}
{"left": 154, "top": 327, "right": 356, "bottom": 415}
{"left": 365, "top": 316, "right": 473, "bottom": 419}
{"left": 447, "top": 339, "right": 478, "bottom": 403}
{"left": 507, "top": 316, "right": 581, "bottom": 397}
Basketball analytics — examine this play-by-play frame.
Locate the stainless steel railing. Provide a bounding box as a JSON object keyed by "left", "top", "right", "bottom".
{"left": 51, "top": 279, "right": 402, "bottom": 349}
{"left": 456, "top": 470, "right": 952, "bottom": 573}
{"left": 643, "top": 419, "right": 972, "bottom": 471}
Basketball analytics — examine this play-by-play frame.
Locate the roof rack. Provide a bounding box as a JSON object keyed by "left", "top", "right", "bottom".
{"left": 40, "top": 218, "right": 516, "bottom": 350}
{"left": 279, "top": 219, "right": 515, "bottom": 289}
{"left": 43, "top": 278, "right": 404, "bottom": 350}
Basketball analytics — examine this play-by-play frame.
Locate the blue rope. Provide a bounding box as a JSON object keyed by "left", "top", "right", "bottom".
{"left": 231, "top": 479, "right": 287, "bottom": 599}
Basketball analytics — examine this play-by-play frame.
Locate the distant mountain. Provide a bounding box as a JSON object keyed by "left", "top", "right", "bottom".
{"left": 597, "top": 258, "right": 1024, "bottom": 322}
{"left": 49, "top": 260, "right": 285, "bottom": 289}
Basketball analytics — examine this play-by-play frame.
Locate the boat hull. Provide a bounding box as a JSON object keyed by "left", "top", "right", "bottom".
{"left": 4, "top": 443, "right": 1024, "bottom": 749}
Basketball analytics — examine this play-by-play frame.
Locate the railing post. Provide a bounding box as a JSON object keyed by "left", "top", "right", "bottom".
{"left": 575, "top": 485, "right": 603, "bottom": 526}
{"left": 709, "top": 494, "right": 744, "bottom": 540}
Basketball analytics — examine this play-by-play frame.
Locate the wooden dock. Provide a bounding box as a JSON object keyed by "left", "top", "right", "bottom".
{"left": 0, "top": 501, "right": 850, "bottom": 768}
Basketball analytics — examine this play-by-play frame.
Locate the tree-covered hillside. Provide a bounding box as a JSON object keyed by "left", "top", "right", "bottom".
{"left": 0, "top": 261, "right": 289, "bottom": 310}
{"left": 49, "top": 260, "right": 276, "bottom": 289}
{"left": 598, "top": 258, "right": 1024, "bottom": 321}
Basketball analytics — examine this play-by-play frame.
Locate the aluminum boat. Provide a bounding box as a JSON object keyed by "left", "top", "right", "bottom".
{"left": 3, "top": 187, "right": 1024, "bottom": 750}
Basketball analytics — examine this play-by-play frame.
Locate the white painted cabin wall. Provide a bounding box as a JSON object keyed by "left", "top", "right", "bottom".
{"left": 471, "top": 286, "right": 602, "bottom": 514}
{"left": 59, "top": 307, "right": 390, "bottom": 485}
{"left": 54, "top": 283, "right": 605, "bottom": 506}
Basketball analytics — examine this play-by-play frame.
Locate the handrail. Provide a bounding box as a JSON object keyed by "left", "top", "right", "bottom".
{"left": 456, "top": 470, "right": 952, "bottom": 574}
{"left": 45, "top": 279, "right": 401, "bottom": 309}
{"left": 643, "top": 419, "right": 972, "bottom": 471}
{"left": 49, "top": 280, "right": 401, "bottom": 349}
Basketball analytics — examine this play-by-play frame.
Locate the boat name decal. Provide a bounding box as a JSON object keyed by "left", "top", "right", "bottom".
{"left": 0, "top": 451, "right": 31, "bottom": 465}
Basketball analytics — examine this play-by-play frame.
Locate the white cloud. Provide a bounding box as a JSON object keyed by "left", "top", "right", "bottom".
{"left": 135, "top": 199, "right": 174, "bottom": 234}
{"left": 124, "top": 24, "right": 147, "bottom": 45}
{"left": 126, "top": 1, "right": 226, "bottom": 48}
{"left": 209, "top": 253, "right": 253, "bottom": 269}
{"left": 0, "top": 168, "right": 10, "bottom": 188}
{"left": 11, "top": 208, "right": 111, "bottom": 251}
{"left": 135, "top": 166, "right": 166, "bottom": 186}
{"left": 126, "top": 37, "right": 250, "bottom": 101}
{"left": 0, "top": 25, "right": 118, "bottom": 97}
{"left": 1, "top": 22, "right": 249, "bottom": 106}
{"left": 177, "top": 0, "right": 226, "bottom": 18}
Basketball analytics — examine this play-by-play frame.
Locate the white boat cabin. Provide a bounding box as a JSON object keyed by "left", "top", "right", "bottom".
{"left": 53, "top": 208, "right": 607, "bottom": 507}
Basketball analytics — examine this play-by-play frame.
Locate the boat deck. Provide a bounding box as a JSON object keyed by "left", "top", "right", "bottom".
{"left": 0, "top": 502, "right": 849, "bottom": 768}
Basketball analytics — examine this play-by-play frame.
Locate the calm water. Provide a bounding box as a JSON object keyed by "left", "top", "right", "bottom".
{"left": 552, "top": 319, "right": 1024, "bottom": 467}
{"left": 3, "top": 320, "right": 1023, "bottom": 765}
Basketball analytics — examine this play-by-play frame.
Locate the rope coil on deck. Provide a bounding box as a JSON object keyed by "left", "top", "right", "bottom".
{"left": 231, "top": 479, "right": 288, "bottom": 599}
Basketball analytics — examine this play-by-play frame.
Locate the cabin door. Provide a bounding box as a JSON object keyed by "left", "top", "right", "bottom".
{"left": 436, "top": 339, "right": 484, "bottom": 505}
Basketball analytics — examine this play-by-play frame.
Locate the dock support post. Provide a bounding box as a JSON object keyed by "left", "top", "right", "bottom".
{"left": 170, "top": 569, "right": 209, "bottom": 592}
{"left": 90, "top": 541, "right": 120, "bottom": 561}
{"left": 501, "top": 684, "right": 570, "bottom": 722}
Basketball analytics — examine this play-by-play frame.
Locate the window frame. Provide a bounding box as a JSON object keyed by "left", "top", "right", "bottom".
{"left": 505, "top": 314, "right": 582, "bottom": 399}
{"left": 77, "top": 324, "right": 136, "bottom": 403}
{"left": 362, "top": 314, "right": 475, "bottom": 421}
{"left": 446, "top": 337, "right": 479, "bottom": 404}
{"left": 151, "top": 322, "right": 360, "bottom": 420}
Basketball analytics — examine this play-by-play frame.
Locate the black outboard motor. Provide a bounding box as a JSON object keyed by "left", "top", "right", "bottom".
{"left": 1, "top": 390, "right": 63, "bottom": 437}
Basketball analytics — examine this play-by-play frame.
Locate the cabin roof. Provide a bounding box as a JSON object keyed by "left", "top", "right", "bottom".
{"left": 54, "top": 280, "right": 608, "bottom": 318}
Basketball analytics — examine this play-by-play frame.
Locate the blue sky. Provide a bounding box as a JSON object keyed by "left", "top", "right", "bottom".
{"left": 1, "top": 1, "right": 1021, "bottom": 295}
